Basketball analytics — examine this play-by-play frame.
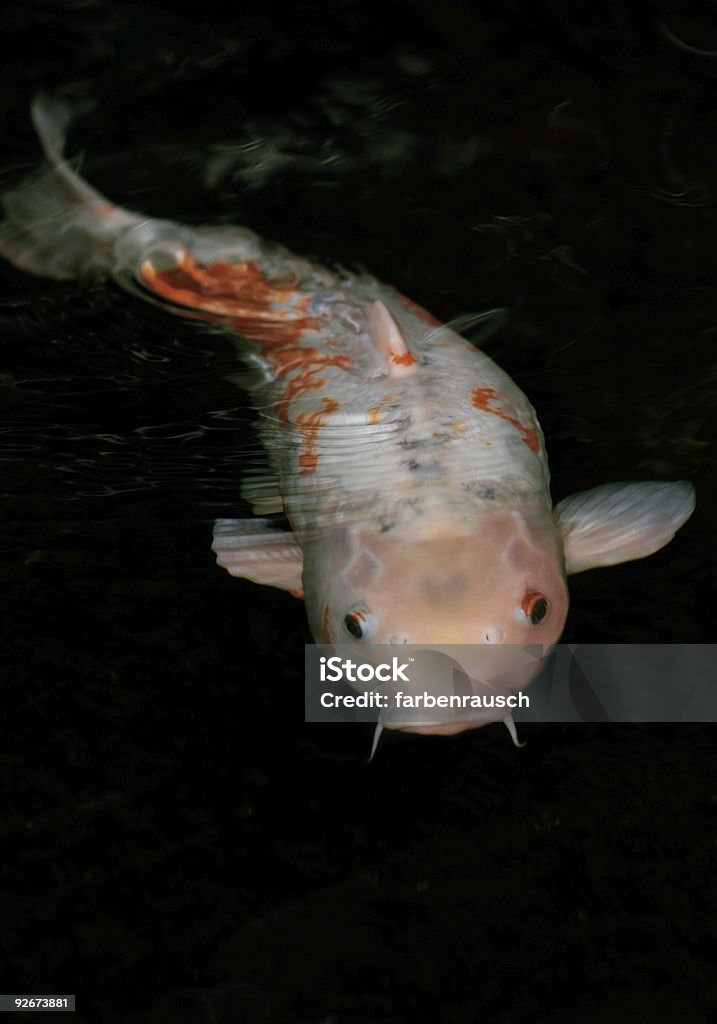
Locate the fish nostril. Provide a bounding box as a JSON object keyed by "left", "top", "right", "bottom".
{"left": 483, "top": 629, "right": 502, "bottom": 644}
{"left": 389, "top": 634, "right": 408, "bottom": 645}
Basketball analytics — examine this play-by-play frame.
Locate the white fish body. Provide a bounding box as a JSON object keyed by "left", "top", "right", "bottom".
{"left": 0, "top": 97, "right": 696, "bottom": 738}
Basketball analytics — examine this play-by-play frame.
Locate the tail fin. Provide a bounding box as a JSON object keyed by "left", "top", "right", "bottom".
{"left": 0, "top": 95, "right": 139, "bottom": 280}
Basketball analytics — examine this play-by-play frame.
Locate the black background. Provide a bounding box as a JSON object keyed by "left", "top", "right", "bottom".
{"left": 0, "top": 2, "right": 715, "bottom": 1022}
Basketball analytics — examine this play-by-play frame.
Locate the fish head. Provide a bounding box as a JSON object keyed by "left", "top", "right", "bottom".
{"left": 307, "top": 508, "right": 568, "bottom": 646}
{"left": 303, "top": 507, "right": 569, "bottom": 734}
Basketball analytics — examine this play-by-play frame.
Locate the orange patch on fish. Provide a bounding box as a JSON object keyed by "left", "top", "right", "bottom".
{"left": 143, "top": 252, "right": 354, "bottom": 428}
{"left": 275, "top": 354, "right": 351, "bottom": 426}
{"left": 450, "top": 420, "right": 469, "bottom": 437}
{"left": 297, "top": 397, "right": 340, "bottom": 476}
{"left": 391, "top": 350, "right": 417, "bottom": 367}
{"left": 471, "top": 387, "right": 540, "bottom": 453}
{"left": 141, "top": 252, "right": 320, "bottom": 345}
{"left": 258, "top": 336, "right": 351, "bottom": 430}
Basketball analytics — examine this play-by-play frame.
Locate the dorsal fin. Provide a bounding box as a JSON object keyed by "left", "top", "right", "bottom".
{"left": 367, "top": 300, "right": 418, "bottom": 378}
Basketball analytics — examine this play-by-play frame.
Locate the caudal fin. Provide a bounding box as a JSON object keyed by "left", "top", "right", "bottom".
{"left": 0, "top": 95, "right": 139, "bottom": 280}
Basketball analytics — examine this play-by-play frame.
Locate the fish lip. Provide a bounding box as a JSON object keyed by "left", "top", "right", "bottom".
{"left": 388, "top": 721, "right": 481, "bottom": 736}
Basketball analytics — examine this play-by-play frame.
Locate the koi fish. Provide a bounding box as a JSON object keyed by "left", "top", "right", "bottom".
{"left": 1, "top": 96, "right": 696, "bottom": 743}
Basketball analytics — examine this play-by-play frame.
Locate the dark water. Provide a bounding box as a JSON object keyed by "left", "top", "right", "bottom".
{"left": 1, "top": 2, "right": 715, "bottom": 1022}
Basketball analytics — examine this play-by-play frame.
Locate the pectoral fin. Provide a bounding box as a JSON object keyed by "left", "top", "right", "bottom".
{"left": 554, "top": 481, "right": 695, "bottom": 575}
{"left": 212, "top": 519, "right": 304, "bottom": 597}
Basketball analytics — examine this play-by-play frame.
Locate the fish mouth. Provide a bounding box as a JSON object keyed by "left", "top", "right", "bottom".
{"left": 389, "top": 720, "right": 480, "bottom": 736}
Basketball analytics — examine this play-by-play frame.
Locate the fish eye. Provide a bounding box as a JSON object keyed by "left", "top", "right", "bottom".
{"left": 344, "top": 606, "right": 370, "bottom": 640}
{"left": 522, "top": 591, "right": 549, "bottom": 625}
